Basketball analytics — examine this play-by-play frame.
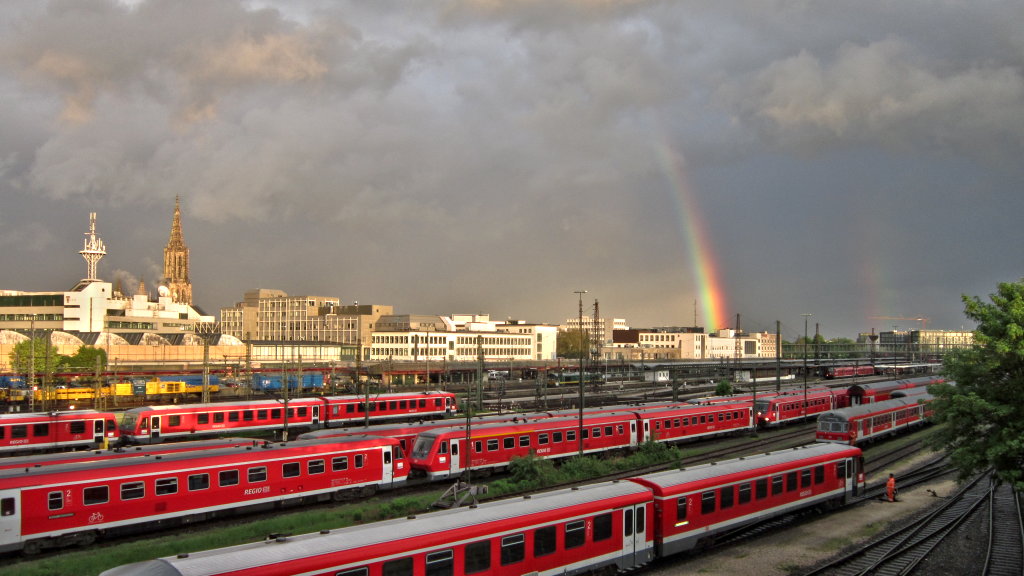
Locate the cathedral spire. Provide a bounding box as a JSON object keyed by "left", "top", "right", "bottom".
{"left": 162, "top": 196, "right": 193, "bottom": 305}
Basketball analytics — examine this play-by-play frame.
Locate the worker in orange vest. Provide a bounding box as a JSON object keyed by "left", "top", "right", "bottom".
{"left": 886, "top": 473, "right": 897, "bottom": 502}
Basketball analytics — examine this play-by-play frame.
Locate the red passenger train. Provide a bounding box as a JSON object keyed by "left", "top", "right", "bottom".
{"left": 754, "top": 388, "right": 845, "bottom": 427}
{"left": 99, "top": 443, "right": 864, "bottom": 576}
{"left": 0, "top": 411, "right": 118, "bottom": 455}
{"left": 845, "top": 376, "right": 943, "bottom": 405}
{"left": 815, "top": 394, "right": 935, "bottom": 445}
{"left": 118, "top": 391, "right": 457, "bottom": 444}
{"left": 0, "top": 436, "right": 408, "bottom": 554}
{"left": 0, "top": 437, "right": 261, "bottom": 471}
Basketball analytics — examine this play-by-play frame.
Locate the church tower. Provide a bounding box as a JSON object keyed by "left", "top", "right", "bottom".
{"left": 162, "top": 196, "right": 193, "bottom": 305}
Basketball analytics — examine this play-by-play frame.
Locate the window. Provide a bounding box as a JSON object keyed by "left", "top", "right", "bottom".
{"left": 625, "top": 508, "right": 634, "bottom": 536}
{"left": 534, "top": 526, "right": 557, "bottom": 557}
{"left": 189, "top": 474, "right": 211, "bottom": 491}
{"left": 474, "top": 441, "right": 482, "bottom": 452}
{"left": 815, "top": 465, "right": 825, "bottom": 484}
{"left": 594, "top": 513, "right": 613, "bottom": 541}
{"left": 355, "top": 454, "right": 364, "bottom": 468}
{"left": 84, "top": 485, "right": 109, "bottom": 505}
{"left": 283, "top": 462, "right": 301, "bottom": 478}
{"left": 565, "top": 520, "right": 586, "bottom": 549}
{"left": 48, "top": 491, "right": 63, "bottom": 511}
{"left": 739, "top": 483, "right": 752, "bottom": 505}
{"left": 701, "top": 491, "right": 716, "bottom": 514}
{"left": 243, "top": 410, "right": 255, "bottom": 422}
{"left": 382, "top": 557, "right": 413, "bottom": 576}
{"left": 720, "top": 486, "right": 734, "bottom": 509}
{"left": 553, "top": 431, "right": 563, "bottom": 443}
{"left": 837, "top": 460, "right": 848, "bottom": 479}
{"left": 249, "top": 467, "right": 268, "bottom": 482}
{"left": 1, "top": 498, "right": 15, "bottom": 517}
{"left": 197, "top": 414, "right": 209, "bottom": 425}
{"left": 801, "top": 469, "right": 812, "bottom": 488}
{"left": 258, "top": 410, "right": 268, "bottom": 420}
{"left": 676, "top": 497, "right": 688, "bottom": 524}
{"left": 501, "top": 534, "right": 525, "bottom": 565}
{"left": 519, "top": 435, "right": 530, "bottom": 448}
{"left": 756, "top": 478, "right": 768, "bottom": 499}
{"left": 156, "top": 477, "right": 178, "bottom": 495}
{"left": 272, "top": 409, "right": 282, "bottom": 419}
{"left": 214, "top": 413, "right": 225, "bottom": 423}
{"left": 605, "top": 426, "right": 613, "bottom": 436}
{"left": 464, "top": 541, "right": 491, "bottom": 574}
{"left": 503, "top": 437, "right": 515, "bottom": 449}
{"left": 636, "top": 506, "right": 645, "bottom": 533}
{"left": 169, "top": 415, "right": 181, "bottom": 427}
{"left": 69, "top": 421, "right": 86, "bottom": 434}
{"left": 786, "top": 471, "right": 798, "bottom": 492}
{"left": 566, "top": 430, "right": 576, "bottom": 442}
{"left": 772, "top": 476, "right": 784, "bottom": 495}
{"left": 487, "top": 439, "right": 499, "bottom": 451}
{"left": 11, "top": 425, "right": 26, "bottom": 439}
{"left": 228, "top": 412, "right": 240, "bottom": 422}
{"left": 538, "top": 433, "right": 549, "bottom": 445}
{"left": 425, "top": 549, "right": 453, "bottom": 576}
{"left": 308, "top": 459, "right": 325, "bottom": 475}
{"left": 33, "top": 423, "right": 49, "bottom": 437}
{"left": 220, "top": 470, "right": 240, "bottom": 487}
{"left": 121, "top": 481, "right": 145, "bottom": 500}
{"left": 333, "top": 457, "right": 349, "bottom": 471}
{"left": 336, "top": 569, "right": 368, "bottom": 576}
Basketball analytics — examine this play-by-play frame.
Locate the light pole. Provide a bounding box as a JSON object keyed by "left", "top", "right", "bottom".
{"left": 574, "top": 290, "right": 588, "bottom": 457}
{"left": 801, "top": 313, "right": 812, "bottom": 420}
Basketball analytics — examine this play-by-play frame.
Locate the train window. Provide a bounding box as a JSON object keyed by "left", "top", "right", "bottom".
{"left": 400, "top": 401, "right": 408, "bottom": 409}
{"left": 756, "top": 478, "right": 768, "bottom": 499}
{"left": 425, "top": 549, "right": 453, "bottom": 576}
{"left": 197, "top": 414, "right": 209, "bottom": 425}
{"left": 220, "top": 470, "right": 239, "bottom": 487}
{"left": 464, "top": 540, "right": 491, "bottom": 574}
{"left": 69, "top": 420, "right": 86, "bottom": 434}
{"left": 214, "top": 413, "right": 225, "bottom": 423}
{"left": 700, "top": 416, "right": 707, "bottom": 424}
{"left": 243, "top": 411, "right": 255, "bottom": 422}
{"left": 355, "top": 454, "right": 364, "bottom": 468}
{"left": 381, "top": 557, "right": 413, "bottom": 576}
{"left": 0, "top": 427, "right": 4, "bottom": 439}
{"left": 771, "top": 476, "right": 783, "bottom": 496}
{"left": 654, "top": 421, "right": 661, "bottom": 430}
{"left": 283, "top": 463, "right": 301, "bottom": 478}
{"left": 84, "top": 486, "right": 109, "bottom": 505}
{"left": 487, "top": 439, "right": 498, "bottom": 451}
{"left": 156, "top": 478, "right": 178, "bottom": 495}
{"left": 31, "top": 423, "right": 48, "bottom": 437}
{"left": 553, "top": 431, "right": 564, "bottom": 443}
{"left": 636, "top": 506, "right": 645, "bottom": 533}
{"left": 581, "top": 429, "right": 590, "bottom": 439}
{"left": 346, "top": 405, "right": 355, "bottom": 414}
{"left": 229, "top": 412, "right": 240, "bottom": 423}
{"left": 169, "top": 416, "right": 181, "bottom": 427}
{"left": 333, "top": 457, "right": 349, "bottom": 471}
{"left": 534, "top": 525, "right": 557, "bottom": 556}
{"left": 47, "top": 491, "right": 63, "bottom": 511}
{"left": 786, "top": 471, "right": 798, "bottom": 492}
{"left": 618, "top": 425, "right": 625, "bottom": 434}
{"left": 519, "top": 435, "right": 530, "bottom": 447}
{"left": 2, "top": 497, "right": 16, "bottom": 516}
{"left": 676, "top": 497, "right": 688, "bottom": 525}
{"left": 673, "top": 419, "right": 680, "bottom": 428}
{"left": 625, "top": 508, "right": 634, "bottom": 536}
{"left": 682, "top": 417, "right": 689, "bottom": 426}
{"left": 257, "top": 410, "right": 268, "bottom": 420}
{"left": 249, "top": 467, "right": 268, "bottom": 482}
{"left": 423, "top": 399, "right": 430, "bottom": 408}
{"left": 593, "top": 513, "right": 613, "bottom": 541}
{"left": 565, "top": 520, "right": 586, "bottom": 549}
{"left": 701, "top": 491, "right": 716, "bottom": 514}
{"left": 189, "top": 473, "right": 210, "bottom": 491}
{"left": 739, "top": 483, "right": 752, "bottom": 505}
{"left": 725, "top": 413, "right": 731, "bottom": 421}
{"left": 357, "top": 403, "right": 366, "bottom": 413}
{"left": 501, "top": 534, "right": 525, "bottom": 565}
{"left": 377, "top": 403, "right": 386, "bottom": 412}
{"left": 538, "top": 433, "right": 549, "bottom": 445}
{"left": 814, "top": 465, "right": 825, "bottom": 484}
{"left": 717, "top": 413, "right": 724, "bottom": 422}
{"left": 837, "top": 460, "right": 848, "bottom": 479}
{"left": 474, "top": 440, "right": 483, "bottom": 452}
{"left": 273, "top": 409, "right": 282, "bottom": 419}
{"left": 121, "top": 481, "right": 145, "bottom": 500}
{"left": 503, "top": 437, "right": 515, "bottom": 449}
{"left": 592, "top": 427, "right": 601, "bottom": 438}
{"left": 720, "top": 486, "right": 734, "bottom": 509}
{"left": 566, "top": 430, "right": 576, "bottom": 442}
{"left": 335, "top": 568, "right": 367, "bottom": 576}
{"left": 605, "top": 426, "right": 614, "bottom": 436}
{"left": 801, "top": 469, "right": 812, "bottom": 488}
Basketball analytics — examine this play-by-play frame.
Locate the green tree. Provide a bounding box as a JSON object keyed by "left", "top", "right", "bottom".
{"left": 932, "top": 280, "right": 1024, "bottom": 489}
{"left": 63, "top": 346, "right": 107, "bottom": 371}
{"left": 557, "top": 328, "right": 588, "bottom": 359}
{"left": 8, "top": 338, "right": 63, "bottom": 382}
{"left": 714, "top": 380, "right": 733, "bottom": 396}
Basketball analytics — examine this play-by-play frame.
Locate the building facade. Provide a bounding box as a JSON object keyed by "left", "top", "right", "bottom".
{"left": 162, "top": 196, "right": 193, "bottom": 306}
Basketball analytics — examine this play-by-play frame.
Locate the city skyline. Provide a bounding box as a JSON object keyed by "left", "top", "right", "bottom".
{"left": 2, "top": 2, "right": 1022, "bottom": 339}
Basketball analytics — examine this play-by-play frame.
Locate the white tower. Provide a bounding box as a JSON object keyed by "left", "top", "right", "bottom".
{"left": 79, "top": 212, "right": 106, "bottom": 281}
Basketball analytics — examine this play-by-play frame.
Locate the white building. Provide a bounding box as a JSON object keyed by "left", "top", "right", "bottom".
{"left": 369, "top": 314, "right": 559, "bottom": 362}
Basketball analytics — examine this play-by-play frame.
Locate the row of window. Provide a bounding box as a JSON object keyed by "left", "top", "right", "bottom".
{"left": 651, "top": 410, "right": 747, "bottom": 430}
{"left": 0, "top": 421, "right": 90, "bottom": 440}
{"left": 335, "top": 508, "right": 642, "bottom": 576}
{"left": 676, "top": 462, "right": 845, "bottom": 522}
{"left": 46, "top": 454, "right": 368, "bottom": 510}
{"left": 162, "top": 406, "right": 312, "bottom": 427}
{"left": 469, "top": 425, "right": 625, "bottom": 453}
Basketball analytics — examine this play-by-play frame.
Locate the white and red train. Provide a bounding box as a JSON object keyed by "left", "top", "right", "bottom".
{"left": 815, "top": 393, "right": 935, "bottom": 445}
{"left": 0, "top": 435, "right": 408, "bottom": 554}
{"left": 0, "top": 411, "right": 118, "bottom": 455}
{"left": 118, "top": 391, "right": 457, "bottom": 444}
{"left": 99, "top": 443, "right": 865, "bottom": 576}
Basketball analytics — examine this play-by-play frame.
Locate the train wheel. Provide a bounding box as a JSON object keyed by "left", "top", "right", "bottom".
{"left": 22, "top": 540, "right": 44, "bottom": 555}
{"left": 75, "top": 531, "right": 97, "bottom": 547}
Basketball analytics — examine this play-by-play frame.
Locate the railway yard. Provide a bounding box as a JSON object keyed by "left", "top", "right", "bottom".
{"left": 0, "top": 374, "right": 1020, "bottom": 576}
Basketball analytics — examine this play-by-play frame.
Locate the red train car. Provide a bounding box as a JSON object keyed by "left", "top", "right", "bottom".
{"left": 630, "top": 443, "right": 864, "bottom": 556}
{"left": 824, "top": 365, "right": 876, "bottom": 379}
{"left": 0, "top": 437, "right": 261, "bottom": 471}
{"left": 100, "top": 480, "right": 656, "bottom": 576}
{"left": 119, "top": 391, "right": 457, "bottom": 444}
{"left": 846, "top": 376, "right": 944, "bottom": 406}
{"left": 638, "top": 401, "right": 753, "bottom": 443}
{"left": 815, "top": 394, "right": 934, "bottom": 445}
{"left": 754, "top": 388, "right": 842, "bottom": 427}
{"left": 0, "top": 436, "right": 407, "bottom": 554}
{"left": 0, "top": 411, "right": 118, "bottom": 455}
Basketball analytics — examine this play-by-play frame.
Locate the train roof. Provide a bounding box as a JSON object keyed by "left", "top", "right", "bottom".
{"left": 847, "top": 376, "right": 942, "bottom": 394}
{"left": 416, "top": 411, "right": 640, "bottom": 438}
{"left": 0, "top": 410, "right": 112, "bottom": 421}
{"left": 0, "top": 437, "right": 262, "bottom": 470}
{"left": 112, "top": 481, "right": 651, "bottom": 576}
{"left": 630, "top": 443, "right": 860, "bottom": 493}
{"left": 817, "top": 395, "right": 933, "bottom": 422}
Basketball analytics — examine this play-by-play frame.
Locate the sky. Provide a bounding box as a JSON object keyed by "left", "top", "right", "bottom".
{"left": 1, "top": 0, "right": 1022, "bottom": 341}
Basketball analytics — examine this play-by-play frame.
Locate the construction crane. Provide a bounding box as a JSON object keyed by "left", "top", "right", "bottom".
{"left": 869, "top": 316, "right": 929, "bottom": 330}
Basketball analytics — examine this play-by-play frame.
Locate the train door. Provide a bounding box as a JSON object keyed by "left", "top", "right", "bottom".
{"left": 0, "top": 489, "right": 22, "bottom": 551}
{"left": 312, "top": 405, "right": 320, "bottom": 427}
{"left": 620, "top": 504, "right": 649, "bottom": 569}
{"left": 151, "top": 415, "right": 161, "bottom": 442}
{"left": 92, "top": 418, "right": 104, "bottom": 445}
{"left": 381, "top": 446, "right": 394, "bottom": 486}
{"left": 449, "top": 439, "right": 461, "bottom": 474}
{"left": 630, "top": 421, "right": 639, "bottom": 447}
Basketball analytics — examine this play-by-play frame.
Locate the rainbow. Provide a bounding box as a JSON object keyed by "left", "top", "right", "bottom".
{"left": 657, "top": 144, "right": 728, "bottom": 331}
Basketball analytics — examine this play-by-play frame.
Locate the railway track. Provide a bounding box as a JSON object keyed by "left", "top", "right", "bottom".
{"left": 802, "top": 472, "right": 1023, "bottom": 576}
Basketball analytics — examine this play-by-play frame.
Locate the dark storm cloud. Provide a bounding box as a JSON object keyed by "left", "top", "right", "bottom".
{"left": 1, "top": 0, "right": 1022, "bottom": 338}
